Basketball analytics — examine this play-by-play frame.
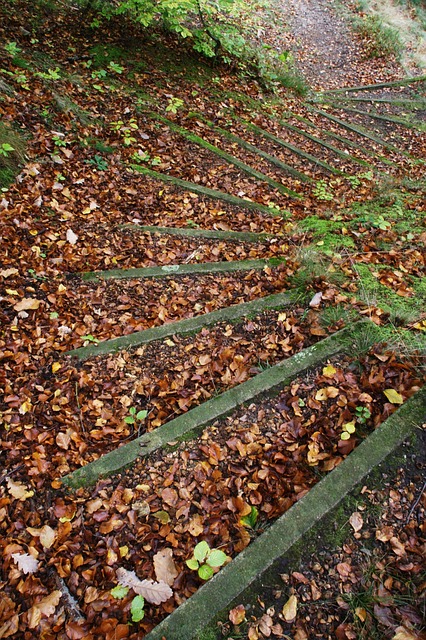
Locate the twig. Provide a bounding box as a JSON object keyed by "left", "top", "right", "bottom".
{"left": 404, "top": 479, "right": 426, "bottom": 525}
{"left": 48, "top": 568, "right": 85, "bottom": 623}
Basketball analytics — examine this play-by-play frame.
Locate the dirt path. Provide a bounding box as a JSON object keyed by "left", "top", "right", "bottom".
{"left": 276, "top": 0, "right": 401, "bottom": 90}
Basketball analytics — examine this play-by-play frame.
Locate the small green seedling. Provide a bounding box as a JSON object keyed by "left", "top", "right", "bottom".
{"left": 91, "top": 69, "right": 107, "bottom": 80}
{"left": 124, "top": 407, "right": 148, "bottom": 425}
{"left": 355, "top": 406, "right": 371, "bottom": 424}
{"left": 108, "top": 61, "right": 124, "bottom": 74}
{"left": 186, "top": 541, "right": 229, "bottom": 580}
{"left": 4, "top": 42, "right": 21, "bottom": 56}
{"left": 0, "top": 143, "right": 15, "bottom": 157}
{"left": 52, "top": 135, "right": 67, "bottom": 147}
{"left": 110, "top": 586, "right": 145, "bottom": 622}
{"left": 35, "top": 67, "right": 61, "bottom": 81}
{"left": 165, "top": 97, "right": 184, "bottom": 114}
{"left": 81, "top": 334, "right": 99, "bottom": 345}
{"left": 87, "top": 155, "right": 108, "bottom": 171}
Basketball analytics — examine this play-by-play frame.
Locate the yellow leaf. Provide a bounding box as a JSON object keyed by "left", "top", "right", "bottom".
{"left": 343, "top": 421, "right": 356, "bottom": 434}
{"left": 119, "top": 546, "right": 129, "bottom": 558}
{"left": 51, "top": 362, "right": 61, "bottom": 373}
{"left": 278, "top": 312, "right": 287, "bottom": 322}
{"left": 164, "top": 339, "right": 175, "bottom": 346}
{"left": 322, "top": 365, "right": 336, "bottom": 377}
{"left": 340, "top": 432, "right": 351, "bottom": 440}
{"left": 6, "top": 288, "right": 19, "bottom": 296}
{"left": 355, "top": 607, "right": 367, "bottom": 622}
{"left": 384, "top": 389, "right": 404, "bottom": 404}
{"left": 315, "top": 389, "right": 327, "bottom": 401}
{"left": 282, "top": 595, "right": 298, "bottom": 622}
{"left": 19, "top": 400, "right": 32, "bottom": 415}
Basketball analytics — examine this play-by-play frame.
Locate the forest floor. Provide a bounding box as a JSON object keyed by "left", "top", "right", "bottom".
{"left": 0, "top": 0, "right": 425, "bottom": 637}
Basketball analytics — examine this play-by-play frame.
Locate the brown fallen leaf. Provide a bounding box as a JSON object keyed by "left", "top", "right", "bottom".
{"left": 26, "top": 525, "right": 56, "bottom": 549}
{"left": 27, "top": 590, "right": 62, "bottom": 628}
{"left": 153, "top": 548, "right": 178, "bottom": 586}
{"left": 13, "top": 298, "right": 41, "bottom": 312}
{"left": 7, "top": 478, "right": 34, "bottom": 501}
{"left": 229, "top": 604, "right": 246, "bottom": 625}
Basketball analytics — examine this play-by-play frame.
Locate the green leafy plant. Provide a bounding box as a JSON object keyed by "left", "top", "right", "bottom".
{"left": 86, "top": 154, "right": 108, "bottom": 171}
{"left": 91, "top": 69, "right": 107, "bottom": 80}
{"left": 110, "top": 586, "right": 145, "bottom": 622}
{"left": 131, "top": 151, "right": 161, "bottom": 166}
{"left": 52, "top": 135, "right": 68, "bottom": 147}
{"left": 108, "top": 61, "right": 124, "bottom": 74}
{"left": 110, "top": 118, "right": 138, "bottom": 146}
{"left": 124, "top": 406, "right": 148, "bottom": 425}
{"left": 313, "top": 180, "right": 334, "bottom": 201}
{"left": 165, "top": 97, "right": 184, "bottom": 115}
{"left": 2, "top": 69, "right": 30, "bottom": 90}
{"left": 355, "top": 406, "right": 371, "bottom": 424}
{"left": 186, "top": 541, "right": 229, "bottom": 580}
{"left": 4, "top": 42, "right": 21, "bottom": 56}
{"left": 81, "top": 334, "right": 99, "bottom": 345}
{"left": 35, "top": 67, "right": 61, "bottom": 81}
{"left": 0, "top": 143, "right": 15, "bottom": 158}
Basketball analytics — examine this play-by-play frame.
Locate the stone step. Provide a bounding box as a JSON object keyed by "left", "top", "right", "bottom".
{"left": 119, "top": 224, "right": 278, "bottom": 243}
{"left": 62, "top": 322, "right": 380, "bottom": 489}
{"left": 143, "top": 385, "right": 426, "bottom": 640}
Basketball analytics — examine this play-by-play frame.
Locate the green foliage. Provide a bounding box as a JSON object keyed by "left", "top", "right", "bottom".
{"left": 110, "top": 118, "right": 138, "bottom": 145}
{"left": 130, "top": 595, "right": 145, "bottom": 622}
{"left": 108, "top": 61, "right": 124, "bottom": 74}
{"left": 165, "top": 96, "right": 184, "bottom": 114}
{"left": 2, "top": 68, "right": 30, "bottom": 90}
{"left": 86, "top": 154, "right": 109, "bottom": 171}
{"left": 354, "top": 15, "right": 402, "bottom": 58}
{"left": 186, "top": 541, "right": 229, "bottom": 580}
{"left": 4, "top": 41, "right": 21, "bottom": 56}
{"left": 81, "top": 334, "right": 100, "bottom": 344}
{"left": 355, "top": 406, "right": 371, "bottom": 424}
{"left": 131, "top": 150, "right": 161, "bottom": 166}
{"left": 35, "top": 67, "right": 61, "bottom": 80}
{"left": 313, "top": 179, "right": 334, "bottom": 201}
{"left": 239, "top": 506, "right": 258, "bottom": 528}
{"left": 0, "top": 143, "right": 15, "bottom": 157}
{"left": 124, "top": 406, "right": 148, "bottom": 425}
{"left": 110, "top": 586, "right": 145, "bottom": 622}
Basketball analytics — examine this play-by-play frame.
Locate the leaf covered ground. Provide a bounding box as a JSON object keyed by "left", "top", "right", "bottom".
{"left": 0, "top": 0, "right": 425, "bottom": 637}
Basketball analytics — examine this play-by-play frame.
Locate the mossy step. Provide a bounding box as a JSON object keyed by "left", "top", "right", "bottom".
{"left": 66, "top": 291, "right": 293, "bottom": 360}
{"left": 286, "top": 112, "right": 397, "bottom": 167}
{"left": 120, "top": 224, "right": 277, "bottom": 242}
{"left": 143, "top": 384, "right": 426, "bottom": 640}
{"left": 326, "top": 104, "right": 426, "bottom": 132}
{"left": 241, "top": 119, "right": 344, "bottom": 176}
{"left": 81, "top": 258, "right": 281, "bottom": 282}
{"left": 308, "top": 106, "right": 418, "bottom": 159}
{"left": 147, "top": 113, "right": 302, "bottom": 197}
{"left": 130, "top": 165, "right": 298, "bottom": 213}
{"left": 318, "top": 75, "right": 426, "bottom": 94}
{"left": 62, "top": 321, "right": 379, "bottom": 489}
{"left": 323, "top": 96, "right": 426, "bottom": 108}
{"left": 190, "top": 113, "right": 313, "bottom": 183}
{"left": 277, "top": 117, "right": 370, "bottom": 167}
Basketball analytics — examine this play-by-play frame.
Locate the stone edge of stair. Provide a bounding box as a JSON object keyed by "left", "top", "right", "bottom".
{"left": 144, "top": 384, "right": 426, "bottom": 640}
{"left": 65, "top": 291, "right": 294, "bottom": 360}
{"left": 62, "top": 321, "right": 379, "bottom": 489}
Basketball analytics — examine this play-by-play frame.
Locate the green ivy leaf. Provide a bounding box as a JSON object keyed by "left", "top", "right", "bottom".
{"left": 198, "top": 563, "right": 214, "bottom": 580}
{"left": 110, "top": 585, "right": 129, "bottom": 599}
{"left": 130, "top": 595, "right": 145, "bottom": 622}
{"left": 240, "top": 506, "right": 259, "bottom": 529}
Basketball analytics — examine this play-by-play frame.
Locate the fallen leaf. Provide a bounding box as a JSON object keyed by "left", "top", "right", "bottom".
{"left": 153, "top": 548, "right": 178, "bottom": 586}
{"left": 28, "top": 591, "right": 62, "bottom": 628}
{"left": 229, "top": 604, "right": 246, "bottom": 625}
{"left": 322, "top": 364, "right": 337, "bottom": 377}
{"left": 309, "top": 291, "right": 323, "bottom": 307}
{"left": 13, "top": 298, "right": 41, "bottom": 312}
{"left": 0, "top": 268, "right": 19, "bottom": 278}
{"left": 66, "top": 229, "right": 78, "bottom": 245}
{"left": 27, "top": 525, "right": 56, "bottom": 549}
{"left": 282, "top": 594, "right": 298, "bottom": 622}
{"left": 116, "top": 567, "right": 172, "bottom": 604}
{"left": 392, "top": 626, "right": 421, "bottom": 640}
{"left": 384, "top": 389, "right": 404, "bottom": 404}
{"left": 12, "top": 552, "right": 39, "bottom": 574}
{"left": 349, "top": 512, "right": 363, "bottom": 532}
{"left": 7, "top": 478, "right": 34, "bottom": 501}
